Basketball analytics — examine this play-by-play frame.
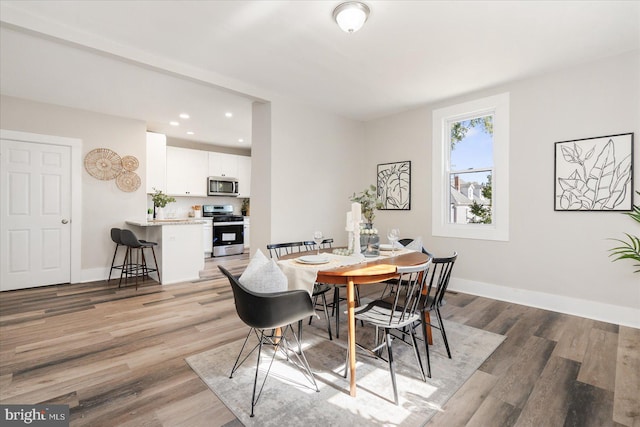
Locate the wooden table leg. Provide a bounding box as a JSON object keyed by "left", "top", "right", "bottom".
{"left": 422, "top": 311, "right": 433, "bottom": 345}
{"left": 347, "top": 279, "right": 357, "bottom": 397}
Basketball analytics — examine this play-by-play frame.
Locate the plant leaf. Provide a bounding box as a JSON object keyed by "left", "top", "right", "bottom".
{"left": 605, "top": 154, "right": 632, "bottom": 209}
{"left": 584, "top": 146, "right": 595, "bottom": 161}
{"left": 585, "top": 140, "right": 615, "bottom": 209}
{"left": 561, "top": 145, "right": 578, "bottom": 163}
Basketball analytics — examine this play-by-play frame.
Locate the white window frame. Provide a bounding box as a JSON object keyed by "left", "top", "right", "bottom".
{"left": 432, "top": 93, "right": 510, "bottom": 241}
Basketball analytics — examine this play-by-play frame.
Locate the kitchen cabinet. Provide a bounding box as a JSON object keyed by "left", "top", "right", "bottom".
{"left": 236, "top": 155, "right": 251, "bottom": 197}
{"left": 166, "top": 146, "right": 208, "bottom": 196}
{"left": 146, "top": 132, "right": 166, "bottom": 193}
{"left": 243, "top": 217, "right": 250, "bottom": 249}
{"left": 208, "top": 152, "right": 238, "bottom": 178}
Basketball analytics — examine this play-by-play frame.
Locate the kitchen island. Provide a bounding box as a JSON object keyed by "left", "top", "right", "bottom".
{"left": 125, "top": 219, "right": 205, "bottom": 285}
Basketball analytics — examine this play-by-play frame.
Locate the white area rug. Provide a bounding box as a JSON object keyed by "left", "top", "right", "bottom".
{"left": 187, "top": 320, "right": 504, "bottom": 426}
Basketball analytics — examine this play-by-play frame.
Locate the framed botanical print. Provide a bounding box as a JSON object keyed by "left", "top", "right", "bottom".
{"left": 377, "top": 161, "right": 411, "bottom": 210}
{"left": 554, "top": 133, "right": 633, "bottom": 211}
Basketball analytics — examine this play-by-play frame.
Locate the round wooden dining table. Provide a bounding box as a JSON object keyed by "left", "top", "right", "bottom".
{"left": 281, "top": 249, "right": 431, "bottom": 397}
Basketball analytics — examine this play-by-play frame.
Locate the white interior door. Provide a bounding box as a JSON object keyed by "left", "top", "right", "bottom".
{"left": 0, "top": 139, "right": 72, "bottom": 290}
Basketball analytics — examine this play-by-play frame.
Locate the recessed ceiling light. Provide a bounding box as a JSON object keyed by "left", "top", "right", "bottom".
{"left": 225, "top": 112, "right": 233, "bottom": 118}
{"left": 169, "top": 121, "right": 180, "bottom": 126}
{"left": 179, "top": 113, "right": 190, "bottom": 119}
{"left": 238, "top": 138, "right": 244, "bottom": 143}
{"left": 187, "top": 131, "right": 195, "bottom": 135}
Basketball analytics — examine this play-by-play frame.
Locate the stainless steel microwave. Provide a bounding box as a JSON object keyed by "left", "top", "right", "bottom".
{"left": 207, "top": 176, "right": 239, "bottom": 196}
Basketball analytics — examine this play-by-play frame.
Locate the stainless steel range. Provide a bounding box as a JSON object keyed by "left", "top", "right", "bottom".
{"left": 203, "top": 205, "right": 244, "bottom": 257}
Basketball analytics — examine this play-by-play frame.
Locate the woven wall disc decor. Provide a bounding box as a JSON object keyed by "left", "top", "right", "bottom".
{"left": 84, "top": 148, "right": 123, "bottom": 180}
{"left": 121, "top": 155, "right": 139, "bottom": 172}
{"left": 116, "top": 171, "right": 141, "bottom": 192}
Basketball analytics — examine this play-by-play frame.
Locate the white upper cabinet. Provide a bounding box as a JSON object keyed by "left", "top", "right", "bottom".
{"left": 166, "top": 146, "right": 208, "bottom": 196}
{"left": 208, "top": 152, "right": 238, "bottom": 178}
{"left": 146, "top": 132, "right": 166, "bottom": 193}
{"left": 236, "top": 155, "right": 251, "bottom": 198}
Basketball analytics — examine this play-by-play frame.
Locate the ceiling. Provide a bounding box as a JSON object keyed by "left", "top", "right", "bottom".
{"left": 1, "top": 1, "right": 638, "bottom": 149}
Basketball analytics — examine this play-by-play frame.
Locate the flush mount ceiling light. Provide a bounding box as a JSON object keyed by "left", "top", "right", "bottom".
{"left": 333, "top": 1, "right": 370, "bottom": 33}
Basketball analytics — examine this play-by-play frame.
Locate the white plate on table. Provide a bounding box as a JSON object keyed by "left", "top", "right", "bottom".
{"left": 379, "top": 244, "right": 395, "bottom": 251}
{"left": 296, "top": 255, "right": 330, "bottom": 265}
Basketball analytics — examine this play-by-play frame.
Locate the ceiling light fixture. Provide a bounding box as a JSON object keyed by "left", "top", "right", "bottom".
{"left": 179, "top": 113, "right": 190, "bottom": 119}
{"left": 187, "top": 131, "right": 194, "bottom": 135}
{"left": 333, "top": 1, "right": 370, "bottom": 33}
{"left": 225, "top": 112, "right": 233, "bottom": 118}
{"left": 169, "top": 121, "right": 179, "bottom": 126}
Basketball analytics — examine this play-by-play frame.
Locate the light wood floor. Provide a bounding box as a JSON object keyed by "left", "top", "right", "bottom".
{"left": 1, "top": 253, "right": 638, "bottom": 426}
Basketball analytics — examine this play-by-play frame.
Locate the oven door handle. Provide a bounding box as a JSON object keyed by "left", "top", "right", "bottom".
{"left": 213, "top": 221, "right": 243, "bottom": 226}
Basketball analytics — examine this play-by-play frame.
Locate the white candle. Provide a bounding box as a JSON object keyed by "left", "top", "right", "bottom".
{"left": 346, "top": 211, "right": 353, "bottom": 231}
{"left": 351, "top": 202, "right": 361, "bottom": 223}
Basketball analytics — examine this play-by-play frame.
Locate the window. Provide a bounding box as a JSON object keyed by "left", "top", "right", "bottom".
{"left": 432, "top": 93, "right": 509, "bottom": 241}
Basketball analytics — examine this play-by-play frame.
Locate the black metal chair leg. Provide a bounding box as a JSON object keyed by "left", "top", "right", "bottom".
{"left": 119, "top": 247, "right": 132, "bottom": 287}
{"left": 320, "top": 292, "right": 332, "bottom": 340}
{"left": 250, "top": 332, "right": 264, "bottom": 418}
{"left": 107, "top": 243, "right": 120, "bottom": 283}
{"left": 436, "top": 307, "right": 451, "bottom": 358}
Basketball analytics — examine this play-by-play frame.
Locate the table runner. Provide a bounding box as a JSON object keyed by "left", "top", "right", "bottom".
{"left": 278, "top": 249, "right": 413, "bottom": 293}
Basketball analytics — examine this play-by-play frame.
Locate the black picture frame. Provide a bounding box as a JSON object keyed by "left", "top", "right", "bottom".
{"left": 377, "top": 161, "right": 411, "bottom": 210}
{"left": 554, "top": 132, "right": 634, "bottom": 211}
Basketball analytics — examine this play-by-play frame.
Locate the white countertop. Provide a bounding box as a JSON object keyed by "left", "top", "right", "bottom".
{"left": 125, "top": 219, "right": 207, "bottom": 227}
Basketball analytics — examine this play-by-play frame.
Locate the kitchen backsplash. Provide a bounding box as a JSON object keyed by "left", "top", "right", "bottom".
{"left": 147, "top": 195, "right": 245, "bottom": 218}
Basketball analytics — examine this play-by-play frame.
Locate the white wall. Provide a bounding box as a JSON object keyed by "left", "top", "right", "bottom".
{"left": 261, "top": 96, "right": 365, "bottom": 251}
{"left": 0, "top": 95, "right": 147, "bottom": 281}
{"left": 365, "top": 51, "right": 640, "bottom": 327}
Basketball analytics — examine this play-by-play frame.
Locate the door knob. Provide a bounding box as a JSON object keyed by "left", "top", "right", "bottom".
{"left": 61, "top": 219, "right": 69, "bottom": 224}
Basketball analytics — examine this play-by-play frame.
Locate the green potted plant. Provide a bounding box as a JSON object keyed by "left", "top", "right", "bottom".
{"left": 350, "top": 185, "right": 383, "bottom": 256}
{"left": 151, "top": 188, "right": 176, "bottom": 220}
{"left": 609, "top": 191, "right": 640, "bottom": 272}
{"left": 241, "top": 198, "right": 250, "bottom": 216}
{"left": 350, "top": 184, "right": 383, "bottom": 224}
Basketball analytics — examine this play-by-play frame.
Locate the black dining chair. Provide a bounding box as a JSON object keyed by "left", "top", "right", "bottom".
{"left": 218, "top": 265, "right": 319, "bottom": 417}
{"left": 266, "top": 241, "right": 305, "bottom": 259}
{"left": 380, "top": 238, "right": 434, "bottom": 298}
{"left": 302, "top": 237, "right": 334, "bottom": 252}
{"left": 418, "top": 252, "right": 458, "bottom": 362}
{"left": 267, "top": 241, "right": 333, "bottom": 340}
{"left": 302, "top": 238, "right": 364, "bottom": 339}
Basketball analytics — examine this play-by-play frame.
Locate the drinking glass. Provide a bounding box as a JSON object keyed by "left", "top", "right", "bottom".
{"left": 387, "top": 228, "right": 400, "bottom": 256}
{"left": 313, "top": 231, "right": 324, "bottom": 255}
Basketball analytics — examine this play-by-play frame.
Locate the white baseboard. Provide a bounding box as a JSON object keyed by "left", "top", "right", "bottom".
{"left": 448, "top": 278, "right": 640, "bottom": 329}
{"left": 81, "top": 267, "right": 109, "bottom": 284}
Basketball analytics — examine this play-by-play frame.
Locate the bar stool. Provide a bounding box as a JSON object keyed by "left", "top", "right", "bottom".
{"left": 107, "top": 228, "right": 126, "bottom": 285}
{"left": 120, "top": 229, "right": 161, "bottom": 289}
